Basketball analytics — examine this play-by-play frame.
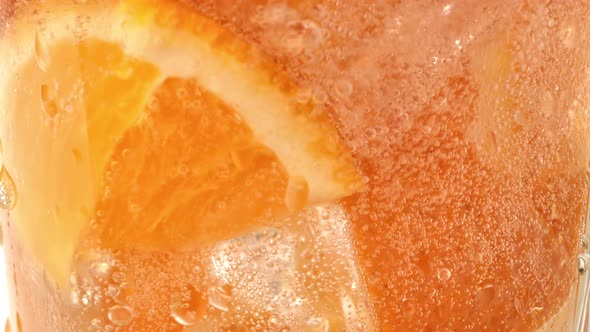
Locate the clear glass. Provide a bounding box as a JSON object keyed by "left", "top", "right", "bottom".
{"left": 0, "top": 0, "right": 589, "bottom": 331}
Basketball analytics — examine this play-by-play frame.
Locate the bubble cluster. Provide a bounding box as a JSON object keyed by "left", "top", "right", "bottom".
{"left": 107, "top": 305, "right": 133, "bottom": 326}
{"left": 189, "top": 0, "right": 590, "bottom": 330}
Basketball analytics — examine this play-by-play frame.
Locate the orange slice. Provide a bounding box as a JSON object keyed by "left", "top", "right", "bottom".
{"left": 0, "top": 0, "right": 363, "bottom": 285}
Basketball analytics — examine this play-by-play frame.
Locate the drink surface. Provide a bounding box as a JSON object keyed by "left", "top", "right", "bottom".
{"left": 1, "top": 1, "right": 590, "bottom": 331}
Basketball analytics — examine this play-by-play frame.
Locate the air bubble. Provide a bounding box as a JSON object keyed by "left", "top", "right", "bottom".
{"left": 475, "top": 285, "right": 496, "bottom": 307}
{"left": 207, "top": 285, "right": 232, "bottom": 312}
{"left": 334, "top": 80, "right": 353, "bottom": 99}
{"left": 40, "top": 83, "right": 59, "bottom": 117}
{"left": 268, "top": 315, "right": 280, "bottom": 328}
{"left": 257, "top": 3, "right": 291, "bottom": 25}
{"left": 559, "top": 24, "right": 576, "bottom": 48}
{"left": 312, "top": 89, "right": 328, "bottom": 105}
{"left": 294, "top": 88, "right": 312, "bottom": 104}
{"left": 70, "top": 288, "right": 81, "bottom": 305}
{"left": 176, "top": 88, "right": 188, "bottom": 99}
{"left": 90, "top": 318, "right": 103, "bottom": 329}
{"left": 107, "top": 285, "right": 120, "bottom": 298}
{"left": 170, "top": 285, "right": 206, "bottom": 326}
{"left": 146, "top": 96, "right": 159, "bottom": 110}
{"left": 437, "top": 268, "right": 451, "bottom": 282}
{"left": 513, "top": 297, "right": 524, "bottom": 314}
{"left": 441, "top": 4, "right": 453, "bottom": 16}
{"left": 305, "top": 317, "right": 330, "bottom": 332}
{"left": 42, "top": 100, "right": 58, "bottom": 117}
{"left": 283, "top": 20, "right": 323, "bottom": 53}
{"left": 111, "top": 271, "right": 126, "bottom": 284}
{"left": 108, "top": 305, "right": 133, "bottom": 326}
{"left": 89, "top": 261, "right": 113, "bottom": 280}
{"left": 513, "top": 110, "right": 529, "bottom": 127}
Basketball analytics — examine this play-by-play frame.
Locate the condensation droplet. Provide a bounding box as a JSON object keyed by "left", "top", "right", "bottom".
{"left": 34, "top": 32, "right": 50, "bottom": 72}
{"left": 437, "top": 268, "right": 451, "bottom": 282}
{"left": 170, "top": 285, "right": 206, "bottom": 326}
{"left": 108, "top": 305, "right": 133, "bottom": 326}
{"left": 0, "top": 166, "right": 17, "bottom": 210}
{"left": 285, "top": 176, "right": 309, "bottom": 213}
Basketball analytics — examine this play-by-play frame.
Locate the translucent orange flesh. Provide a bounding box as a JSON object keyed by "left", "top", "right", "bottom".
{"left": 92, "top": 74, "right": 290, "bottom": 249}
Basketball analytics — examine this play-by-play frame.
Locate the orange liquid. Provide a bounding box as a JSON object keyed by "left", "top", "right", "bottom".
{"left": 193, "top": 1, "right": 590, "bottom": 330}
{"left": 2, "top": 1, "right": 590, "bottom": 331}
